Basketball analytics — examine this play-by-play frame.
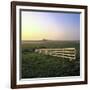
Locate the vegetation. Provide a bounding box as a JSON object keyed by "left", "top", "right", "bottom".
{"left": 21, "top": 41, "right": 80, "bottom": 78}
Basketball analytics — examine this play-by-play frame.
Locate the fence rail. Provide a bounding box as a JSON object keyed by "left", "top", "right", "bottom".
{"left": 35, "top": 48, "right": 76, "bottom": 61}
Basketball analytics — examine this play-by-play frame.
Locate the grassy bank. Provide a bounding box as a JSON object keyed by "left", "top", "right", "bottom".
{"left": 21, "top": 41, "right": 80, "bottom": 78}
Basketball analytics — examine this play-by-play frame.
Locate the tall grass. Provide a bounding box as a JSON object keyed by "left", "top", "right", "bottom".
{"left": 21, "top": 41, "right": 80, "bottom": 78}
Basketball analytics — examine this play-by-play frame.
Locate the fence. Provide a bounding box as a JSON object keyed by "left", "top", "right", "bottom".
{"left": 35, "top": 48, "right": 76, "bottom": 61}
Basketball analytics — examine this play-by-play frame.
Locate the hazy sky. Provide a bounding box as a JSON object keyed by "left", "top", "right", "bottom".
{"left": 21, "top": 10, "right": 80, "bottom": 41}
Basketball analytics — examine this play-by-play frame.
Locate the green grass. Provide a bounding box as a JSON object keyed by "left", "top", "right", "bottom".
{"left": 21, "top": 41, "right": 80, "bottom": 78}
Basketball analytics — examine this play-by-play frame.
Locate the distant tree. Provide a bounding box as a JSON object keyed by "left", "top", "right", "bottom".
{"left": 42, "top": 38, "right": 48, "bottom": 41}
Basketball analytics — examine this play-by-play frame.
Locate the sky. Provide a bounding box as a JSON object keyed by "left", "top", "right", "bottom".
{"left": 21, "top": 10, "right": 80, "bottom": 41}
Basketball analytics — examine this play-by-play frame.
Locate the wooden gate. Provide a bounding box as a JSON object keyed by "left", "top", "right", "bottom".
{"left": 35, "top": 48, "right": 76, "bottom": 61}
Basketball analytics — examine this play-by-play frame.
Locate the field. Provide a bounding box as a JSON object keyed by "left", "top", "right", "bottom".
{"left": 21, "top": 40, "right": 80, "bottom": 78}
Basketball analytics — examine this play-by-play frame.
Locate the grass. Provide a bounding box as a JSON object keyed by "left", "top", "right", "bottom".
{"left": 21, "top": 41, "right": 80, "bottom": 78}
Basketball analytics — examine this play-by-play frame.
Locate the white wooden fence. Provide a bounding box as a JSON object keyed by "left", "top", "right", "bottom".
{"left": 35, "top": 48, "right": 76, "bottom": 61}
